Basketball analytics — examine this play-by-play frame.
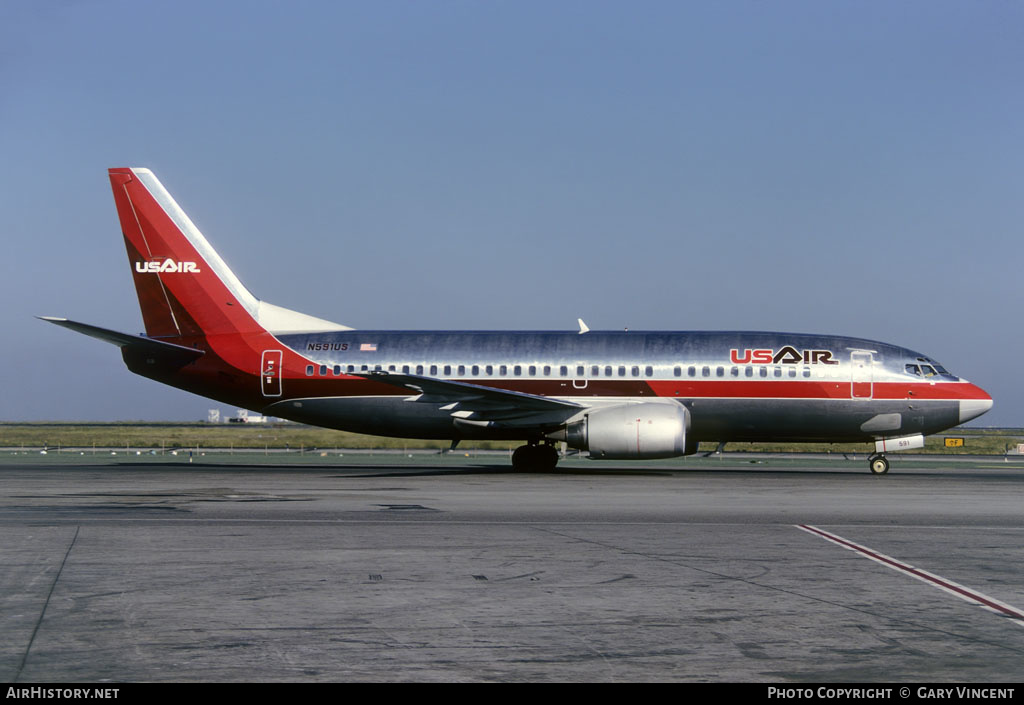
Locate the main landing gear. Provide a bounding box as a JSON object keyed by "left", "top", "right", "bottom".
{"left": 868, "top": 453, "right": 890, "bottom": 475}
{"left": 511, "top": 442, "right": 560, "bottom": 472}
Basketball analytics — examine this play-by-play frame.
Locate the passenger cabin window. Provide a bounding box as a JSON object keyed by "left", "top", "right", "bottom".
{"left": 702, "top": 366, "right": 710, "bottom": 377}
{"left": 472, "top": 365, "right": 479, "bottom": 376}
{"left": 305, "top": 365, "right": 314, "bottom": 376}
{"left": 604, "top": 365, "right": 612, "bottom": 377}
{"left": 430, "top": 365, "right": 437, "bottom": 375}
{"left": 576, "top": 365, "right": 584, "bottom": 377}
{"left": 444, "top": 365, "right": 452, "bottom": 376}
{"left": 514, "top": 365, "right": 522, "bottom": 376}
{"left": 402, "top": 365, "right": 410, "bottom": 374}
{"left": 319, "top": 365, "right": 327, "bottom": 376}
{"left": 591, "top": 365, "right": 600, "bottom": 377}
{"left": 674, "top": 366, "right": 681, "bottom": 377}
{"left": 530, "top": 365, "right": 537, "bottom": 376}
{"left": 415, "top": 365, "right": 423, "bottom": 375}
{"left": 486, "top": 365, "right": 493, "bottom": 375}
{"left": 543, "top": 365, "right": 551, "bottom": 376}
{"left": 688, "top": 366, "right": 696, "bottom": 377}
{"left": 458, "top": 365, "right": 466, "bottom": 376}
{"left": 619, "top": 365, "right": 626, "bottom": 377}
{"left": 560, "top": 366, "right": 568, "bottom": 377}
{"left": 645, "top": 366, "right": 653, "bottom": 377}
{"left": 333, "top": 365, "right": 341, "bottom": 376}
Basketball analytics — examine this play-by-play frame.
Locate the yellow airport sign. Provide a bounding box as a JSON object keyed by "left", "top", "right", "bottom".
{"left": 944, "top": 437, "right": 964, "bottom": 448}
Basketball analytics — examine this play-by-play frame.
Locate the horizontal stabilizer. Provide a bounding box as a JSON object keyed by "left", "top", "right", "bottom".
{"left": 39, "top": 317, "right": 205, "bottom": 366}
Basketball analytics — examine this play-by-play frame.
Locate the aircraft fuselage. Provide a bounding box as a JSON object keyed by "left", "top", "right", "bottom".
{"left": 124, "top": 327, "right": 987, "bottom": 445}
{"left": 45, "top": 167, "right": 993, "bottom": 473}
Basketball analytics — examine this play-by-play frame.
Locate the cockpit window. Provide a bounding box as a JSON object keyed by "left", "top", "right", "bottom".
{"left": 908, "top": 358, "right": 954, "bottom": 378}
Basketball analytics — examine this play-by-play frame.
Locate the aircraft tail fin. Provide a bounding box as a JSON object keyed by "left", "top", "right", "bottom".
{"left": 108, "top": 168, "right": 350, "bottom": 338}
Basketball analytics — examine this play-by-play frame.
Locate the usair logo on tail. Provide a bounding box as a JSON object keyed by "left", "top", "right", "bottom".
{"left": 134, "top": 259, "right": 201, "bottom": 274}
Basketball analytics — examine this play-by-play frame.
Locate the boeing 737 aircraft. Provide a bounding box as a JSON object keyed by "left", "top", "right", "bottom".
{"left": 43, "top": 168, "right": 993, "bottom": 473}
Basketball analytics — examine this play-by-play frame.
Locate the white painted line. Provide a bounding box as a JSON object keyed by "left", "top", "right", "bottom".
{"left": 797, "top": 524, "right": 1024, "bottom": 627}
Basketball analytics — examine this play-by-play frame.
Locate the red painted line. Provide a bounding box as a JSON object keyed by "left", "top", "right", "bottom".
{"left": 646, "top": 379, "right": 990, "bottom": 401}
{"left": 272, "top": 377, "right": 989, "bottom": 402}
{"left": 797, "top": 525, "right": 1024, "bottom": 625}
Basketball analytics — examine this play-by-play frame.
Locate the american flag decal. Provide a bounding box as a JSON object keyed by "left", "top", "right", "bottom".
{"left": 360, "top": 343, "right": 377, "bottom": 352}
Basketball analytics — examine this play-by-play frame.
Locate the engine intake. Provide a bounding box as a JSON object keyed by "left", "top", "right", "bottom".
{"left": 554, "top": 403, "right": 691, "bottom": 459}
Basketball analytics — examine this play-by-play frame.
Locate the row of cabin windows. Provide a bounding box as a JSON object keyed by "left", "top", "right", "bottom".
{"left": 305, "top": 363, "right": 817, "bottom": 379}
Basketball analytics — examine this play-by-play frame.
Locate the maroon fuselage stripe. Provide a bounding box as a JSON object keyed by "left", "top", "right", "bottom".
{"left": 245, "top": 374, "right": 987, "bottom": 402}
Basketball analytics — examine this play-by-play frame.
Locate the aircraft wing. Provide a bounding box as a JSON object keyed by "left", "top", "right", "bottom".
{"left": 352, "top": 370, "right": 582, "bottom": 429}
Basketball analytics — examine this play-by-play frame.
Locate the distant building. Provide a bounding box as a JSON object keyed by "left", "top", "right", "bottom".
{"left": 228, "top": 408, "right": 269, "bottom": 424}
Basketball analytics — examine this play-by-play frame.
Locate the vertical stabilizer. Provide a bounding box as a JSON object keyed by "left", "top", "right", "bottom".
{"left": 108, "top": 168, "right": 350, "bottom": 338}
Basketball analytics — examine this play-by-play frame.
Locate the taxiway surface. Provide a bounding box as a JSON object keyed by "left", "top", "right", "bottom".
{"left": 2, "top": 456, "right": 1023, "bottom": 682}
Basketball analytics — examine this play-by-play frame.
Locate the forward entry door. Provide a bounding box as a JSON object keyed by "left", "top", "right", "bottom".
{"left": 850, "top": 351, "right": 873, "bottom": 399}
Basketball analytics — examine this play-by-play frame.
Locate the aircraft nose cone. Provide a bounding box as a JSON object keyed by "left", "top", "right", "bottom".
{"left": 959, "top": 393, "right": 993, "bottom": 424}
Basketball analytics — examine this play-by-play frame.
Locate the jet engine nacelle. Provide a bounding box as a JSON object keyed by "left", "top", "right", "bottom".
{"left": 557, "top": 403, "right": 692, "bottom": 459}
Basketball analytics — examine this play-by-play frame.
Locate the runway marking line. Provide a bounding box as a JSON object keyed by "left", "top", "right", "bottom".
{"left": 797, "top": 524, "right": 1024, "bottom": 628}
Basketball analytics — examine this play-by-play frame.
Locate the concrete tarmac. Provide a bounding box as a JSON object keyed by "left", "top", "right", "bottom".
{"left": 2, "top": 455, "right": 1023, "bottom": 682}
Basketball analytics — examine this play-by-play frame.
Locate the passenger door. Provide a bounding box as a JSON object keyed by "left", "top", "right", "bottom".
{"left": 850, "top": 351, "right": 873, "bottom": 399}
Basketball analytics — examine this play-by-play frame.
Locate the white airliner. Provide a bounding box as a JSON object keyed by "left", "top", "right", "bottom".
{"left": 43, "top": 168, "right": 993, "bottom": 473}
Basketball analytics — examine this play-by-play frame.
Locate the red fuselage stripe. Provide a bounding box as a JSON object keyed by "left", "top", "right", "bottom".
{"left": 265, "top": 374, "right": 988, "bottom": 402}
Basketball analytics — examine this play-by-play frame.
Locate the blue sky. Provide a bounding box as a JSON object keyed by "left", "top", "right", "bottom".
{"left": 2, "top": 1, "right": 1021, "bottom": 425}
